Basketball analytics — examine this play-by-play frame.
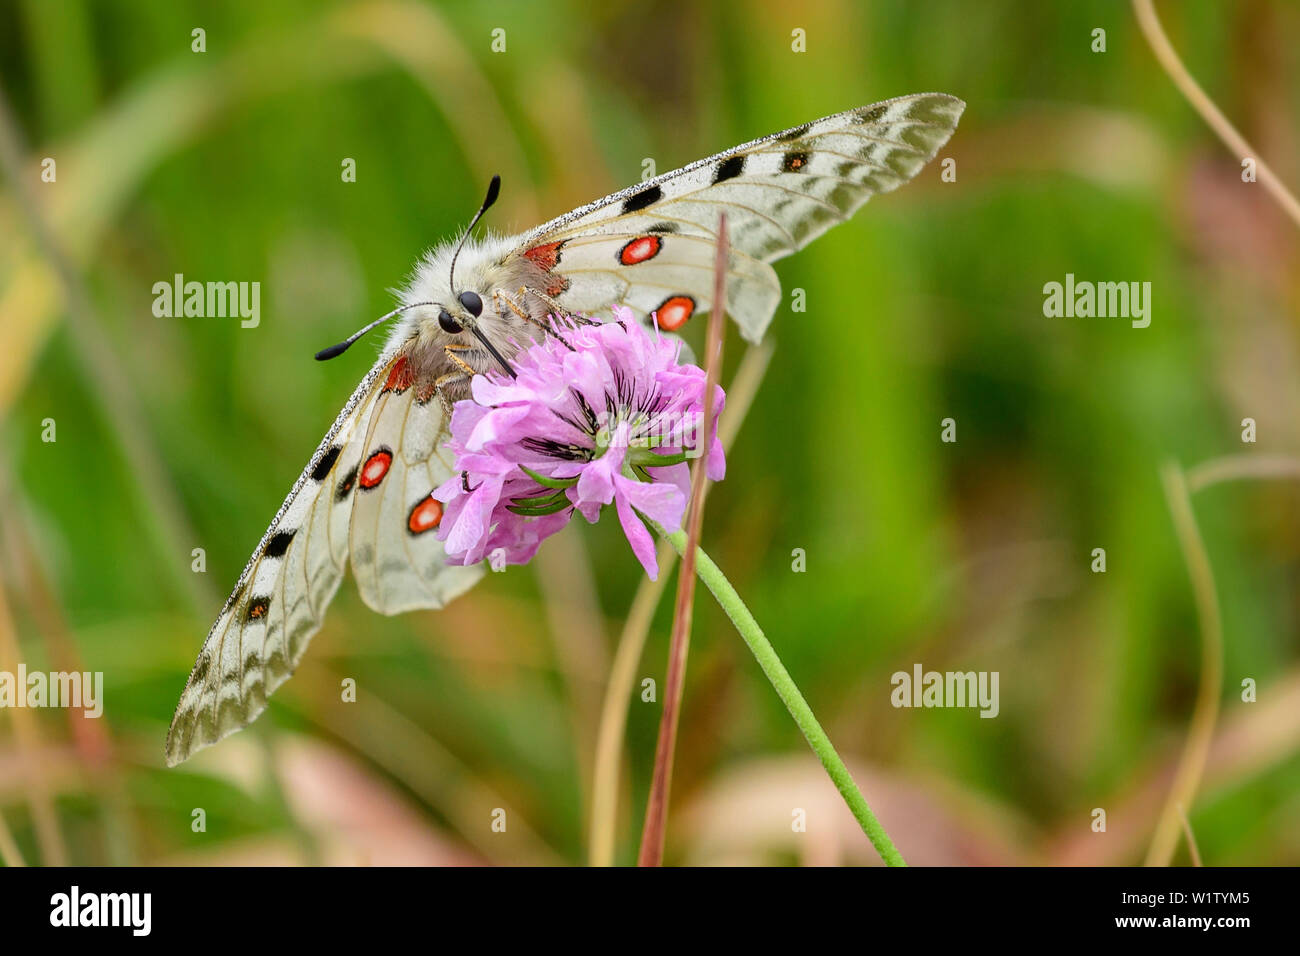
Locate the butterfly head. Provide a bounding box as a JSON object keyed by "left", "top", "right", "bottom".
{"left": 437, "top": 290, "right": 483, "bottom": 334}
{"left": 382, "top": 175, "right": 522, "bottom": 377}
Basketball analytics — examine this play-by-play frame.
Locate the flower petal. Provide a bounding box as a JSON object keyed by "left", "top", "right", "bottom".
{"left": 617, "top": 474, "right": 686, "bottom": 535}
{"left": 441, "top": 475, "right": 504, "bottom": 563}
{"left": 614, "top": 489, "right": 660, "bottom": 579}
{"left": 433, "top": 310, "right": 725, "bottom": 577}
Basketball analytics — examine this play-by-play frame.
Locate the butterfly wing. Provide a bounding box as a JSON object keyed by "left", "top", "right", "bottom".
{"left": 508, "top": 93, "right": 964, "bottom": 341}
{"left": 165, "top": 348, "right": 481, "bottom": 766}
{"left": 347, "top": 356, "right": 483, "bottom": 613}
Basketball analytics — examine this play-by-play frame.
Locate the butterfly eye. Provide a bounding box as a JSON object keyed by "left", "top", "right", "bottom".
{"left": 438, "top": 309, "right": 463, "bottom": 334}
{"left": 458, "top": 290, "right": 484, "bottom": 317}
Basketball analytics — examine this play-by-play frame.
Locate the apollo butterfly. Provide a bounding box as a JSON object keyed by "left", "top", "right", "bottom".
{"left": 166, "top": 92, "right": 964, "bottom": 765}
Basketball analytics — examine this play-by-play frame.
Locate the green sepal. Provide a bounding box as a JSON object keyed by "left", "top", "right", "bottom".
{"left": 506, "top": 499, "right": 572, "bottom": 516}
{"left": 509, "top": 487, "right": 568, "bottom": 507}
{"left": 519, "top": 464, "right": 579, "bottom": 490}
{"left": 630, "top": 450, "right": 692, "bottom": 467}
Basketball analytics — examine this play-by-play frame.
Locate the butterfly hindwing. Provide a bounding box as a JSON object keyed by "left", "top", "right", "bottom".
{"left": 510, "top": 93, "right": 964, "bottom": 340}
{"left": 347, "top": 357, "right": 483, "bottom": 613}
{"left": 521, "top": 231, "right": 779, "bottom": 336}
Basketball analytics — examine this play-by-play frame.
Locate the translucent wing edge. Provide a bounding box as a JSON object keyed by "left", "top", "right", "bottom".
{"left": 164, "top": 345, "right": 399, "bottom": 767}
{"left": 517, "top": 93, "right": 966, "bottom": 245}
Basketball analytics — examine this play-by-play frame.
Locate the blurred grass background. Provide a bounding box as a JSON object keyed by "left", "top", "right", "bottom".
{"left": 2, "top": 0, "right": 1299, "bottom": 866}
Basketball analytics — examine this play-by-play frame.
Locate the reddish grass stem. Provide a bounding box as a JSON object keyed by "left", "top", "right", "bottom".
{"left": 636, "top": 216, "right": 729, "bottom": 866}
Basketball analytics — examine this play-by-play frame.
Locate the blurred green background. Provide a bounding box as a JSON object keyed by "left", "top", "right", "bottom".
{"left": 2, "top": 0, "right": 1299, "bottom": 866}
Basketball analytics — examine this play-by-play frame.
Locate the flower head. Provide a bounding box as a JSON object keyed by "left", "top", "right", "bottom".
{"left": 433, "top": 309, "right": 725, "bottom": 579}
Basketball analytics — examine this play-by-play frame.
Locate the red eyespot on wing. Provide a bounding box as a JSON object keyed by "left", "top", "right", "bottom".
{"left": 408, "top": 496, "right": 443, "bottom": 535}
{"left": 545, "top": 275, "right": 570, "bottom": 297}
{"left": 523, "top": 240, "right": 565, "bottom": 271}
{"left": 654, "top": 295, "right": 695, "bottom": 331}
{"left": 618, "top": 235, "right": 662, "bottom": 266}
{"left": 383, "top": 356, "right": 414, "bottom": 393}
{"left": 359, "top": 448, "right": 393, "bottom": 489}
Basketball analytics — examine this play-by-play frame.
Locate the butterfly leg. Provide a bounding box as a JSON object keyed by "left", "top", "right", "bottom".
{"left": 522, "top": 286, "right": 595, "bottom": 327}
{"left": 495, "top": 288, "right": 556, "bottom": 339}
{"left": 432, "top": 367, "right": 469, "bottom": 421}
{"left": 492, "top": 289, "right": 523, "bottom": 321}
{"left": 431, "top": 345, "right": 479, "bottom": 416}
{"left": 443, "top": 344, "right": 477, "bottom": 377}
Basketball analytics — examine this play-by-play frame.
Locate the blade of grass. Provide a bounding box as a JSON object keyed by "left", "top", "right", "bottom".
{"left": 589, "top": 537, "right": 673, "bottom": 867}
{"left": 659, "top": 528, "right": 906, "bottom": 866}
{"left": 1185, "top": 453, "right": 1300, "bottom": 493}
{"left": 636, "top": 215, "right": 729, "bottom": 867}
{"left": 1177, "top": 804, "right": 1203, "bottom": 867}
{"left": 295, "top": 662, "right": 565, "bottom": 866}
{"left": 0, "top": 464, "right": 138, "bottom": 864}
{"left": 1147, "top": 462, "right": 1223, "bottom": 866}
{"left": 0, "top": 575, "right": 67, "bottom": 865}
{"left": 1133, "top": 0, "right": 1300, "bottom": 229}
{"left": 588, "top": 341, "right": 772, "bottom": 866}
{"left": 330, "top": 0, "right": 538, "bottom": 223}
{"left": 0, "top": 85, "right": 216, "bottom": 616}
{"left": 0, "top": 805, "right": 25, "bottom": 867}
{"left": 532, "top": 523, "right": 611, "bottom": 831}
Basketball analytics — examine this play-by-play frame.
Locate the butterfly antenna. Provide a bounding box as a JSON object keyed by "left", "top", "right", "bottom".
{"left": 314, "top": 301, "right": 437, "bottom": 361}
{"left": 449, "top": 174, "right": 501, "bottom": 294}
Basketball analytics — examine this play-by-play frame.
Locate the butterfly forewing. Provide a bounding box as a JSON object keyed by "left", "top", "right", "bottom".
{"left": 513, "top": 93, "right": 964, "bottom": 341}
{"left": 165, "top": 349, "right": 477, "bottom": 766}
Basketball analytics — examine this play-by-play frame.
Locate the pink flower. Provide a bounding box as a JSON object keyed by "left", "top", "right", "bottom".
{"left": 433, "top": 310, "right": 725, "bottom": 579}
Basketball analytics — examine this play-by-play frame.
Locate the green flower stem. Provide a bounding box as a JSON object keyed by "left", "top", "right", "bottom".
{"left": 662, "top": 528, "right": 907, "bottom": 867}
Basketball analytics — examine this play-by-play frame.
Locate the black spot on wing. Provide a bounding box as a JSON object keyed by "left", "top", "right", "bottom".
{"left": 778, "top": 123, "right": 811, "bottom": 142}
{"left": 312, "top": 446, "right": 341, "bottom": 481}
{"left": 855, "top": 104, "right": 888, "bottom": 125}
{"left": 648, "top": 222, "right": 679, "bottom": 234}
{"left": 782, "top": 151, "right": 811, "bottom": 173}
{"left": 245, "top": 595, "right": 271, "bottom": 623}
{"left": 263, "top": 529, "right": 295, "bottom": 558}
{"left": 623, "top": 185, "right": 662, "bottom": 213}
{"left": 336, "top": 465, "right": 358, "bottom": 501}
{"left": 191, "top": 651, "right": 211, "bottom": 685}
{"left": 714, "top": 155, "right": 745, "bottom": 183}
